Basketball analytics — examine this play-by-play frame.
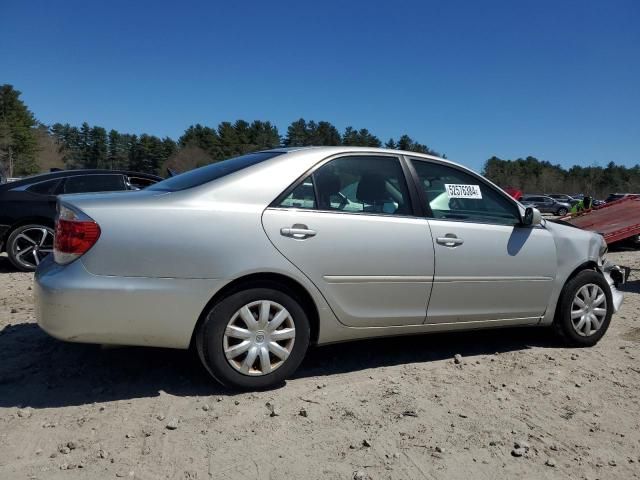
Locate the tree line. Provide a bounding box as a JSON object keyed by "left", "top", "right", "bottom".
{"left": 483, "top": 156, "right": 640, "bottom": 199}
{"left": 1, "top": 83, "right": 637, "bottom": 198}
{"left": 0, "top": 84, "right": 441, "bottom": 178}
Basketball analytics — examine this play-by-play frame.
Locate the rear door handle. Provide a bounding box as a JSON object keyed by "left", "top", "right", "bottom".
{"left": 436, "top": 235, "right": 464, "bottom": 247}
{"left": 280, "top": 224, "right": 317, "bottom": 239}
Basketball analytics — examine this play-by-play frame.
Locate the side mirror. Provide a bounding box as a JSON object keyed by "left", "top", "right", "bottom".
{"left": 522, "top": 207, "right": 542, "bottom": 226}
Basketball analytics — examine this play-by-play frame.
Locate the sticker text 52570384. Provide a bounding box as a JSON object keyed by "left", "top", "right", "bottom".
{"left": 444, "top": 184, "right": 483, "bottom": 199}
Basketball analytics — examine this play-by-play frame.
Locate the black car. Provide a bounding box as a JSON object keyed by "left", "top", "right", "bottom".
{"left": 605, "top": 193, "right": 637, "bottom": 203}
{"left": 0, "top": 170, "right": 162, "bottom": 271}
{"left": 520, "top": 194, "right": 571, "bottom": 216}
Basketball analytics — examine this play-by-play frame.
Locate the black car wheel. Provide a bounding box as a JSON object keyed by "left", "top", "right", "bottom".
{"left": 557, "top": 207, "right": 568, "bottom": 216}
{"left": 196, "top": 287, "right": 310, "bottom": 390}
{"left": 6, "top": 224, "right": 55, "bottom": 272}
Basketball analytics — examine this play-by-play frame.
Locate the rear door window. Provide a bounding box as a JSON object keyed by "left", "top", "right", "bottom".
{"left": 63, "top": 174, "right": 127, "bottom": 194}
{"left": 276, "top": 155, "right": 413, "bottom": 216}
{"left": 279, "top": 177, "right": 316, "bottom": 209}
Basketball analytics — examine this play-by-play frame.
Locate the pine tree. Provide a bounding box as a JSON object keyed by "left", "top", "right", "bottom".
{"left": 284, "top": 119, "right": 308, "bottom": 146}
{"left": 0, "top": 84, "right": 38, "bottom": 176}
{"left": 217, "top": 122, "right": 240, "bottom": 159}
{"left": 248, "top": 121, "right": 280, "bottom": 149}
{"left": 90, "top": 126, "right": 108, "bottom": 169}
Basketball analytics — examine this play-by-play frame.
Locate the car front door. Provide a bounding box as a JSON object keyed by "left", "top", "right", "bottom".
{"left": 408, "top": 158, "right": 557, "bottom": 324}
{"left": 262, "top": 154, "right": 435, "bottom": 327}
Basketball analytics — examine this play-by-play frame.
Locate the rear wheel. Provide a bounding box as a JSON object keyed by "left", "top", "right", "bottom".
{"left": 196, "top": 287, "right": 310, "bottom": 389}
{"left": 557, "top": 207, "right": 568, "bottom": 216}
{"left": 6, "top": 224, "right": 54, "bottom": 272}
{"left": 554, "top": 270, "right": 612, "bottom": 347}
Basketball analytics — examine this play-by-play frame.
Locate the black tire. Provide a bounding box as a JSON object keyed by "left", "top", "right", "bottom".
{"left": 557, "top": 207, "right": 568, "bottom": 216}
{"left": 6, "top": 224, "right": 54, "bottom": 272}
{"left": 554, "top": 270, "right": 613, "bottom": 347}
{"left": 196, "top": 287, "right": 310, "bottom": 390}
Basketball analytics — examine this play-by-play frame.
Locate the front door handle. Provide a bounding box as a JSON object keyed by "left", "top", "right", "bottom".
{"left": 436, "top": 234, "right": 464, "bottom": 247}
{"left": 280, "top": 224, "right": 317, "bottom": 239}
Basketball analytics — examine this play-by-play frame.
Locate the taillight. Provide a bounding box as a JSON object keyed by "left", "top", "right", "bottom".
{"left": 54, "top": 204, "right": 101, "bottom": 265}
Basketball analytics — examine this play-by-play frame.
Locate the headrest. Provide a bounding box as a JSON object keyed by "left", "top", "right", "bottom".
{"left": 315, "top": 171, "right": 341, "bottom": 195}
{"left": 356, "top": 173, "right": 387, "bottom": 203}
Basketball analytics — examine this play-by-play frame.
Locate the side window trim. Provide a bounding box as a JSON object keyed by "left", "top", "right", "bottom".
{"left": 270, "top": 153, "right": 420, "bottom": 218}
{"left": 406, "top": 157, "right": 522, "bottom": 226}
{"left": 402, "top": 155, "right": 432, "bottom": 218}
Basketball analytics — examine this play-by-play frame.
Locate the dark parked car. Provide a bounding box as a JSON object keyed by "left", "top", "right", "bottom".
{"left": 0, "top": 169, "right": 161, "bottom": 271}
{"left": 546, "top": 194, "right": 580, "bottom": 207}
{"left": 521, "top": 195, "right": 571, "bottom": 216}
{"left": 605, "top": 193, "right": 638, "bottom": 203}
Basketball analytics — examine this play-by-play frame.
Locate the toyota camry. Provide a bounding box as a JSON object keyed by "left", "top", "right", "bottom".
{"left": 35, "top": 147, "right": 624, "bottom": 389}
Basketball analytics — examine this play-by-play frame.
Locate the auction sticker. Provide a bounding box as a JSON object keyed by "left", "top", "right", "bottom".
{"left": 444, "top": 184, "right": 482, "bottom": 199}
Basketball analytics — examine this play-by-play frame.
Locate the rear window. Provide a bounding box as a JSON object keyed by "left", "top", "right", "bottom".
{"left": 26, "top": 179, "right": 61, "bottom": 195}
{"left": 63, "top": 174, "right": 126, "bottom": 194}
{"left": 127, "top": 176, "right": 158, "bottom": 189}
{"left": 148, "top": 151, "right": 286, "bottom": 192}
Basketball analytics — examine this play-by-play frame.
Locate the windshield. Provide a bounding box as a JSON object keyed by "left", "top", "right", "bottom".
{"left": 148, "top": 151, "right": 286, "bottom": 192}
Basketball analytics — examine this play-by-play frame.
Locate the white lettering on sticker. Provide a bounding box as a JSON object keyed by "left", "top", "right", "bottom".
{"left": 444, "top": 184, "right": 482, "bottom": 199}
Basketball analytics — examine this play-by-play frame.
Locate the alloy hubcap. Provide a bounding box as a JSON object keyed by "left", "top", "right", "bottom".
{"left": 223, "top": 300, "right": 296, "bottom": 376}
{"left": 11, "top": 227, "right": 54, "bottom": 269}
{"left": 571, "top": 283, "right": 607, "bottom": 337}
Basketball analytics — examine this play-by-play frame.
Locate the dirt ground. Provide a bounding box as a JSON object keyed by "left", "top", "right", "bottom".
{"left": 1, "top": 251, "right": 639, "bottom": 480}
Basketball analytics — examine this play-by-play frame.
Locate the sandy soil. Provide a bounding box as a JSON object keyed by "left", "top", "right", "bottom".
{"left": 1, "top": 251, "right": 639, "bottom": 480}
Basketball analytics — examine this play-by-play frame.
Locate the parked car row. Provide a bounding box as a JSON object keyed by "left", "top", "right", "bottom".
{"left": 31, "top": 147, "right": 624, "bottom": 389}
{"left": 0, "top": 169, "right": 162, "bottom": 271}
{"left": 519, "top": 193, "right": 613, "bottom": 215}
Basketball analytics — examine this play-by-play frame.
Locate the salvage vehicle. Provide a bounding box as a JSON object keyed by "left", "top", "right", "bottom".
{"left": 0, "top": 169, "right": 161, "bottom": 271}
{"left": 35, "top": 147, "right": 624, "bottom": 389}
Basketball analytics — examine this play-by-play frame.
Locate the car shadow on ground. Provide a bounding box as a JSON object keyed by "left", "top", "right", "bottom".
{"left": 0, "top": 320, "right": 558, "bottom": 410}
{"left": 620, "top": 279, "right": 640, "bottom": 294}
{"left": 0, "top": 255, "right": 19, "bottom": 273}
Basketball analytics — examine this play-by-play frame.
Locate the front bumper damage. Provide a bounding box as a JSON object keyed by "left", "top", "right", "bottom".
{"left": 603, "top": 261, "right": 627, "bottom": 313}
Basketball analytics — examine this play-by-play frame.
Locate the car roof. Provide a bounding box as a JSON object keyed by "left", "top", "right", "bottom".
{"left": 260, "top": 145, "right": 448, "bottom": 162}
{"left": 0, "top": 169, "right": 162, "bottom": 191}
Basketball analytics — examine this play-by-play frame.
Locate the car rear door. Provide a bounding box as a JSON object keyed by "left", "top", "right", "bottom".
{"left": 262, "top": 154, "right": 435, "bottom": 327}
{"left": 408, "top": 158, "right": 557, "bottom": 324}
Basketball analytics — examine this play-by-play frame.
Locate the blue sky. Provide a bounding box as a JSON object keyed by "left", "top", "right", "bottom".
{"left": 3, "top": 0, "right": 639, "bottom": 171}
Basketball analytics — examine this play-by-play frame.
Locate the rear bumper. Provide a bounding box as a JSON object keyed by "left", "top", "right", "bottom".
{"left": 35, "top": 257, "right": 224, "bottom": 349}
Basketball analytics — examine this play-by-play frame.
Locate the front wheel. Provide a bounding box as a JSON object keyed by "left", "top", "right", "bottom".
{"left": 557, "top": 207, "right": 568, "bottom": 216}
{"left": 196, "top": 287, "right": 310, "bottom": 389}
{"left": 554, "top": 270, "right": 612, "bottom": 347}
{"left": 6, "top": 224, "right": 55, "bottom": 272}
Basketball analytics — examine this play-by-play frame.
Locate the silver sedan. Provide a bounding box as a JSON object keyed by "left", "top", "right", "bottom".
{"left": 35, "top": 147, "right": 623, "bottom": 389}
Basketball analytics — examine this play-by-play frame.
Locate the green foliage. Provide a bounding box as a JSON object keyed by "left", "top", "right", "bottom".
{"left": 4, "top": 84, "right": 449, "bottom": 177}
{"left": 5, "top": 84, "right": 637, "bottom": 199}
{"left": 395, "top": 134, "right": 441, "bottom": 156}
{"left": 483, "top": 156, "right": 640, "bottom": 199}
{"left": 0, "top": 85, "right": 38, "bottom": 176}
